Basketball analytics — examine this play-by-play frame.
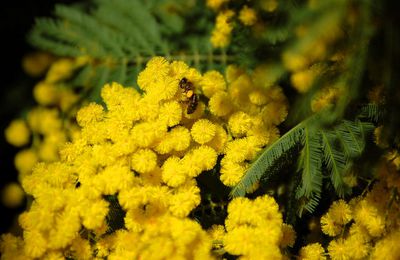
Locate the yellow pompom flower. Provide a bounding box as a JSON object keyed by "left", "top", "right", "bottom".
{"left": 328, "top": 239, "right": 352, "bottom": 260}
{"left": 239, "top": 6, "right": 257, "bottom": 26}
{"left": 14, "top": 149, "right": 38, "bottom": 179}
{"left": 280, "top": 224, "right": 296, "bottom": 247}
{"left": 181, "top": 146, "right": 218, "bottom": 177}
{"left": 45, "top": 58, "right": 75, "bottom": 83}
{"left": 23, "top": 229, "right": 48, "bottom": 258}
{"left": 228, "top": 111, "right": 253, "bottom": 137}
{"left": 320, "top": 213, "right": 342, "bottom": 237}
{"left": 5, "top": 119, "right": 30, "bottom": 147}
{"left": 328, "top": 200, "right": 352, "bottom": 225}
{"left": 209, "top": 91, "right": 233, "bottom": 117}
{"left": 226, "top": 65, "right": 245, "bottom": 83}
{"left": 220, "top": 159, "right": 247, "bottom": 187}
{"left": 81, "top": 199, "right": 109, "bottom": 230}
{"left": 159, "top": 101, "right": 182, "bottom": 127}
{"left": 291, "top": 69, "right": 316, "bottom": 93}
{"left": 131, "top": 149, "right": 158, "bottom": 174}
{"left": 169, "top": 181, "right": 201, "bottom": 218}
{"left": 206, "top": 0, "right": 229, "bottom": 11}
{"left": 248, "top": 89, "right": 268, "bottom": 105}
{"left": 33, "top": 81, "right": 59, "bottom": 105}
{"left": 1, "top": 182, "right": 25, "bottom": 208}
{"left": 299, "top": 243, "right": 326, "bottom": 260}
{"left": 162, "top": 156, "right": 186, "bottom": 187}
{"left": 282, "top": 50, "right": 309, "bottom": 71}
{"left": 201, "top": 70, "right": 226, "bottom": 98}
{"left": 22, "top": 52, "right": 54, "bottom": 77}
{"left": 205, "top": 124, "right": 228, "bottom": 153}
{"left": 191, "top": 119, "right": 217, "bottom": 144}
{"left": 260, "top": 0, "right": 278, "bottom": 12}
{"left": 154, "top": 126, "right": 191, "bottom": 154}
{"left": 76, "top": 103, "right": 105, "bottom": 127}
{"left": 311, "top": 87, "right": 340, "bottom": 113}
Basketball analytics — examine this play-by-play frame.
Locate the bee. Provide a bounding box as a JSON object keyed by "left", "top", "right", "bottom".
{"left": 179, "top": 77, "right": 199, "bottom": 114}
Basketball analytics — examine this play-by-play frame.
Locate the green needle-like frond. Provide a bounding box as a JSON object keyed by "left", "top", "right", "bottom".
{"left": 230, "top": 122, "right": 305, "bottom": 197}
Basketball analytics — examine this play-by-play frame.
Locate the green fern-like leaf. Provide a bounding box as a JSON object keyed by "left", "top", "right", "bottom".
{"left": 321, "top": 130, "right": 347, "bottom": 196}
{"left": 230, "top": 122, "right": 305, "bottom": 197}
{"left": 297, "top": 128, "right": 323, "bottom": 198}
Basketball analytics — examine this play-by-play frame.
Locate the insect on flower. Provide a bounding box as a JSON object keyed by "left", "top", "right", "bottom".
{"left": 179, "top": 77, "right": 199, "bottom": 114}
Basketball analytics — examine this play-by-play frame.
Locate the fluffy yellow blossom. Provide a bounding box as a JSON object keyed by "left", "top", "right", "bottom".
{"left": 220, "top": 159, "right": 247, "bottom": 186}
{"left": 201, "top": 70, "right": 227, "bottom": 98}
{"left": 22, "top": 51, "right": 54, "bottom": 77}
{"left": 206, "top": 0, "right": 229, "bottom": 11}
{"left": 299, "top": 243, "right": 326, "bottom": 260}
{"left": 328, "top": 200, "right": 352, "bottom": 225}
{"left": 228, "top": 111, "right": 253, "bottom": 137}
{"left": 33, "top": 81, "right": 59, "bottom": 105}
{"left": 311, "top": 87, "right": 340, "bottom": 112}
{"left": 209, "top": 91, "right": 234, "bottom": 116}
{"left": 248, "top": 88, "right": 268, "bottom": 105}
{"left": 45, "top": 58, "right": 75, "bottom": 83}
{"left": 131, "top": 149, "right": 158, "bottom": 174}
{"left": 282, "top": 50, "right": 309, "bottom": 71}
{"left": 159, "top": 101, "right": 182, "bottom": 127}
{"left": 76, "top": 102, "right": 105, "bottom": 127}
{"left": 4, "top": 119, "right": 30, "bottom": 147}
{"left": 1, "top": 182, "right": 25, "bottom": 208}
{"left": 291, "top": 66, "right": 320, "bottom": 93}
{"left": 280, "top": 224, "right": 296, "bottom": 247}
{"left": 320, "top": 212, "right": 342, "bottom": 237}
{"left": 191, "top": 119, "right": 217, "bottom": 144}
{"left": 239, "top": 6, "right": 257, "bottom": 26}
{"left": 27, "top": 108, "right": 62, "bottom": 135}
{"left": 261, "top": 0, "right": 279, "bottom": 12}
{"left": 226, "top": 65, "right": 245, "bottom": 83}
{"left": 205, "top": 124, "right": 228, "bottom": 153}
{"left": 155, "top": 126, "right": 191, "bottom": 154}
{"left": 14, "top": 149, "right": 38, "bottom": 179}
{"left": 328, "top": 239, "right": 351, "bottom": 260}
{"left": 162, "top": 156, "right": 186, "bottom": 187}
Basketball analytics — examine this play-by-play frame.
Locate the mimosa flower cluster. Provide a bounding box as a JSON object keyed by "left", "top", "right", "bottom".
{"left": 310, "top": 157, "right": 400, "bottom": 260}
{"left": 0, "top": 57, "right": 288, "bottom": 259}
{"left": 4, "top": 57, "right": 86, "bottom": 182}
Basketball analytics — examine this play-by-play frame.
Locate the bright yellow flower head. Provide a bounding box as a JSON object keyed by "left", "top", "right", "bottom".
{"left": 191, "top": 119, "right": 217, "bottom": 144}
{"left": 33, "top": 81, "right": 59, "bottom": 105}
{"left": 299, "top": 243, "right": 326, "bottom": 260}
{"left": 14, "top": 149, "right": 38, "bottom": 180}
{"left": 4, "top": 119, "right": 30, "bottom": 147}
{"left": 239, "top": 6, "right": 257, "bottom": 26}
{"left": 206, "top": 0, "right": 229, "bottom": 11}
{"left": 1, "top": 182, "right": 25, "bottom": 208}
{"left": 45, "top": 58, "right": 75, "bottom": 83}
{"left": 201, "top": 70, "right": 227, "bottom": 98}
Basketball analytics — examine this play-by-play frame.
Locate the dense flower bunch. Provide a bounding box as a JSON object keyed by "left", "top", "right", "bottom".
{"left": 2, "top": 57, "right": 86, "bottom": 208}
{"left": 209, "top": 195, "right": 296, "bottom": 259}
{"left": 5, "top": 57, "right": 86, "bottom": 182}
{"left": 0, "top": 57, "right": 289, "bottom": 259}
{"left": 305, "top": 157, "right": 400, "bottom": 260}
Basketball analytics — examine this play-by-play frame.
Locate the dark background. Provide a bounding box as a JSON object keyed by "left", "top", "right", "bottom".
{"left": 0, "top": 0, "right": 77, "bottom": 235}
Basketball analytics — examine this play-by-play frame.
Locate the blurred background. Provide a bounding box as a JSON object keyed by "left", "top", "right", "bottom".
{"left": 0, "top": 0, "right": 78, "bottom": 234}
